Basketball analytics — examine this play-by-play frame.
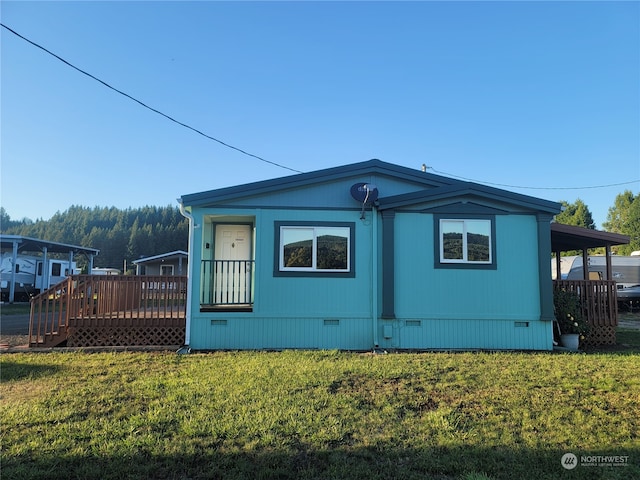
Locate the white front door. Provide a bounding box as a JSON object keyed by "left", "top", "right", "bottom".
{"left": 214, "top": 224, "right": 252, "bottom": 304}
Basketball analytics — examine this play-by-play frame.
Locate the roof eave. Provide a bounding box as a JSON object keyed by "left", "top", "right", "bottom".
{"left": 378, "top": 183, "right": 562, "bottom": 214}
{"left": 551, "top": 223, "right": 630, "bottom": 251}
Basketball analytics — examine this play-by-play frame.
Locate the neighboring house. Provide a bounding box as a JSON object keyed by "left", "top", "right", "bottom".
{"left": 132, "top": 250, "right": 188, "bottom": 275}
{"left": 178, "top": 159, "right": 561, "bottom": 351}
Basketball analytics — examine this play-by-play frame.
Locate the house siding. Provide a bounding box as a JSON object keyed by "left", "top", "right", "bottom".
{"left": 381, "top": 318, "right": 551, "bottom": 351}
{"left": 256, "top": 209, "right": 372, "bottom": 316}
{"left": 181, "top": 160, "right": 561, "bottom": 352}
{"left": 386, "top": 213, "right": 548, "bottom": 350}
{"left": 188, "top": 208, "right": 376, "bottom": 350}
{"left": 188, "top": 208, "right": 551, "bottom": 351}
{"left": 190, "top": 317, "right": 373, "bottom": 350}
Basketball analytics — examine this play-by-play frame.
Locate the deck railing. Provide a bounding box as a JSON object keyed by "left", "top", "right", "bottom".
{"left": 29, "top": 275, "right": 187, "bottom": 347}
{"left": 201, "top": 260, "right": 254, "bottom": 306}
{"left": 553, "top": 279, "right": 618, "bottom": 345}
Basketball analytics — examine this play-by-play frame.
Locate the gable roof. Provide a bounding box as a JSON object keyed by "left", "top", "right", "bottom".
{"left": 377, "top": 181, "right": 562, "bottom": 214}
{"left": 180, "top": 159, "right": 561, "bottom": 215}
{"left": 180, "top": 159, "right": 458, "bottom": 207}
{"left": 132, "top": 250, "right": 188, "bottom": 265}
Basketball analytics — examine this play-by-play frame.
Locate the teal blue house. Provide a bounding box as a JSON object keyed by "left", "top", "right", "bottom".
{"left": 178, "top": 160, "right": 561, "bottom": 351}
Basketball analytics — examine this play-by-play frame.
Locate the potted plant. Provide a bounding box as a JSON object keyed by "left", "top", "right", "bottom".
{"left": 553, "top": 289, "right": 589, "bottom": 350}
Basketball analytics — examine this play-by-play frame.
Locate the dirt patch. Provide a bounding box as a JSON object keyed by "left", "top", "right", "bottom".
{"left": 0, "top": 335, "right": 29, "bottom": 349}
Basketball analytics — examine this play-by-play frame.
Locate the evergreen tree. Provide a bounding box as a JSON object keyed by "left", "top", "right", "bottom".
{"left": 555, "top": 199, "right": 595, "bottom": 229}
{"left": 603, "top": 190, "right": 640, "bottom": 255}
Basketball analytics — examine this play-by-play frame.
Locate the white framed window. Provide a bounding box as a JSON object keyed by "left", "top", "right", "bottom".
{"left": 275, "top": 222, "right": 355, "bottom": 277}
{"left": 160, "top": 264, "right": 174, "bottom": 275}
{"left": 439, "top": 219, "right": 492, "bottom": 264}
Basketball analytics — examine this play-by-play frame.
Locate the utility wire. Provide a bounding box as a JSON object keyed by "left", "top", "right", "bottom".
{"left": 4, "top": 23, "right": 638, "bottom": 189}
{"left": 426, "top": 167, "right": 639, "bottom": 191}
{"left": 1, "top": 23, "right": 304, "bottom": 174}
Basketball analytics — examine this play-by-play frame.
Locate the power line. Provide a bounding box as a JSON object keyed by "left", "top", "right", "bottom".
{"left": 426, "top": 167, "right": 639, "bottom": 191}
{"left": 4, "top": 23, "right": 638, "bottom": 189}
{"left": 1, "top": 23, "right": 304, "bottom": 174}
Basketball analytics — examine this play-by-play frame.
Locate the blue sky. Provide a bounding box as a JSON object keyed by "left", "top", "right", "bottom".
{"left": 2, "top": 1, "right": 639, "bottom": 228}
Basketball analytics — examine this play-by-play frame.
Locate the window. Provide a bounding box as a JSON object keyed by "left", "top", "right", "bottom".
{"left": 51, "top": 263, "right": 62, "bottom": 276}
{"left": 160, "top": 264, "right": 174, "bottom": 275}
{"left": 437, "top": 217, "right": 495, "bottom": 268}
{"left": 275, "top": 222, "right": 355, "bottom": 277}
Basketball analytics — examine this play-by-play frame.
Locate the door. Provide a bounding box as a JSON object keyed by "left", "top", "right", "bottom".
{"left": 214, "top": 224, "right": 252, "bottom": 304}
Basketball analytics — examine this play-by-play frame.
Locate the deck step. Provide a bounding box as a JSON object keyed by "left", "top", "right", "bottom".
{"left": 29, "top": 332, "right": 68, "bottom": 348}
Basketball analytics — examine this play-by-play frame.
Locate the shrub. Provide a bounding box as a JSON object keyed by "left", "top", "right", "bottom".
{"left": 554, "top": 289, "right": 589, "bottom": 335}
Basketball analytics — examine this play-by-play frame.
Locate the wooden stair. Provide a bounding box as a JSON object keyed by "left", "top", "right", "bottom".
{"left": 29, "top": 331, "right": 68, "bottom": 348}
{"left": 29, "top": 279, "right": 73, "bottom": 348}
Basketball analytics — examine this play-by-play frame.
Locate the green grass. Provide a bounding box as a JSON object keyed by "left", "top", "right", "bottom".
{"left": 616, "top": 329, "right": 640, "bottom": 350}
{"left": 1, "top": 350, "right": 638, "bottom": 480}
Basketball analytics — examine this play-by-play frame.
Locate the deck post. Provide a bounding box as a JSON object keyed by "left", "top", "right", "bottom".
{"left": 582, "top": 248, "right": 589, "bottom": 280}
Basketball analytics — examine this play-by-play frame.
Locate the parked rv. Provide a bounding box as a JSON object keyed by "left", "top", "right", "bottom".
{"left": 557, "top": 255, "right": 640, "bottom": 287}
{"left": 0, "top": 252, "right": 79, "bottom": 302}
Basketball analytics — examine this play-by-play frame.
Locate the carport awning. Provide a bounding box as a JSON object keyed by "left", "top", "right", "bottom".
{"left": 0, "top": 235, "right": 99, "bottom": 255}
{"left": 551, "top": 223, "right": 629, "bottom": 252}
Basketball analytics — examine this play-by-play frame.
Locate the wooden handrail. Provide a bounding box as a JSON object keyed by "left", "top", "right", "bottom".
{"left": 29, "top": 277, "right": 73, "bottom": 346}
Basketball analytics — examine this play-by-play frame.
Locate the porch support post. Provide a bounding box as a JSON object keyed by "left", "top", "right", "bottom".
{"left": 605, "top": 244, "right": 612, "bottom": 280}
{"left": 381, "top": 210, "right": 395, "bottom": 319}
{"left": 537, "top": 214, "right": 555, "bottom": 322}
{"left": 582, "top": 248, "right": 589, "bottom": 280}
{"left": 42, "top": 247, "right": 49, "bottom": 290}
{"left": 9, "top": 240, "right": 18, "bottom": 303}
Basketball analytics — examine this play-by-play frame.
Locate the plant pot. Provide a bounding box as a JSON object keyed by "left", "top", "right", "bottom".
{"left": 560, "top": 333, "right": 580, "bottom": 351}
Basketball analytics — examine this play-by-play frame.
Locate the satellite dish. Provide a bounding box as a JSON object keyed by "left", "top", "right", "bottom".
{"left": 350, "top": 183, "right": 379, "bottom": 204}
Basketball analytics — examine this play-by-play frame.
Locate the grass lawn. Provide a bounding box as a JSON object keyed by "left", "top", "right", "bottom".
{"left": 1, "top": 349, "right": 638, "bottom": 480}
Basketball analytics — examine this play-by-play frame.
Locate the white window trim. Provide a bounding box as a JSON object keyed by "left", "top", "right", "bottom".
{"left": 279, "top": 225, "right": 351, "bottom": 272}
{"left": 160, "top": 264, "right": 175, "bottom": 275}
{"left": 439, "top": 219, "right": 492, "bottom": 264}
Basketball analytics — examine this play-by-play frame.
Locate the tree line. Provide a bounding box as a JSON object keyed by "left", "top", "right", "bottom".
{"left": 0, "top": 205, "right": 188, "bottom": 273}
{"left": 0, "top": 190, "right": 638, "bottom": 271}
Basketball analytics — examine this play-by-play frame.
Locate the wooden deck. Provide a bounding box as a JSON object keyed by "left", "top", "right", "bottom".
{"left": 29, "top": 276, "right": 620, "bottom": 348}
{"left": 29, "top": 275, "right": 187, "bottom": 348}
{"left": 553, "top": 279, "right": 618, "bottom": 346}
